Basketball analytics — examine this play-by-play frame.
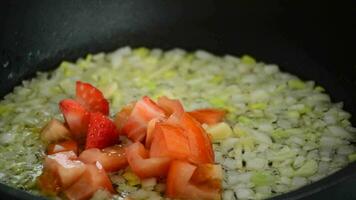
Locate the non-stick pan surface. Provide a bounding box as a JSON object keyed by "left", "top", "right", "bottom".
{"left": 0, "top": 0, "right": 355, "bottom": 200}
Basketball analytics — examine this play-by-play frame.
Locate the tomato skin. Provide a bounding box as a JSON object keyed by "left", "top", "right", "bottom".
{"left": 121, "top": 96, "right": 165, "bottom": 142}
{"left": 125, "top": 142, "right": 171, "bottom": 179}
{"left": 188, "top": 108, "right": 226, "bottom": 125}
{"left": 79, "top": 145, "right": 128, "bottom": 172}
{"left": 166, "top": 160, "right": 221, "bottom": 200}
{"left": 85, "top": 112, "right": 119, "bottom": 150}
{"left": 64, "top": 163, "right": 115, "bottom": 200}
{"left": 168, "top": 112, "right": 214, "bottom": 164}
{"left": 59, "top": 99, "right": 90, "bottom": 141}
{"left": 114, "top": 102, "right": 135, "bottom": 133}
{"left": 149, "top": 123, "right": 190, "bottom": 160}
{"left": 47, "top": 140, "right": 79, "bottom": 155}
{"left": 157, "top": 96, "right": 184, "bottom": 116}
{"left": 76, "top": 81, "right": 109, "bottom": 115}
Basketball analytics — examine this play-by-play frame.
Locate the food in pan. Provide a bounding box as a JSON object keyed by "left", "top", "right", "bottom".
{"left": 0, "top": 47, "right": 355, "bottom": 200}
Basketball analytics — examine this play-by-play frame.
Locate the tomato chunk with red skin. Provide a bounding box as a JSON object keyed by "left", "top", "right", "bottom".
{"left": 149, "top": 123, "right": 190, "bottom": 160}
{"left": 38, "top": 151, "right": 86, "bottom": 194}
{"left": 168, "top": 112, "right": 214, "bottom": 164}
{"left": 76, "top": 81, "right": 109, "bottom": 115}
{"left": 85, "top": 112, "right": 119, "bottom": 149}
{"left": 114, "top": 102, "right": 135, "bottom": 133}
{"left": 79, "top": 145, "right": 128, "bottom": 172}
{"left": 59, "top": 99, "right": 90, "bottom": 142}
{"left": 125, "top": 142, "right": 171, "bottom": 179}
{"left": 47, "top": 140, "right": 79, "bottom": 155}
{"left": 157, "top": 96, "right": 184, "bottom": 117}
{"left": 188, "top": 108, "right": 226, "bottom": 125}
{"left": 64, "top": 163, "right": 115, "bottom": 200}
{"left": 166, "top": 160, "right": 221, "bottom": 200}
{"left": 121, "top": 96, "right": 165, "bottom": 142}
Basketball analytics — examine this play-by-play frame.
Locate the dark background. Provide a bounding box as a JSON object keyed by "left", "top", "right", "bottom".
{"left": 0, "top": 0, "right": 355, "bottom": 199}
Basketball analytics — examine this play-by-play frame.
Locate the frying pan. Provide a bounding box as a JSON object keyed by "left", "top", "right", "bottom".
{"left": 0, "top": 0, "right": 355, "bottom": 199}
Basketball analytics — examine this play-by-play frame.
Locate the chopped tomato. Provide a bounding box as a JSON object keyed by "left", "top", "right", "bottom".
{"left": 64, "top": 163, "right": 115, "bottom": 200}
{"left": 188, "top": 108, "right": 226, "bottom": 125}
{"left": 166, "top": 160, "right": 221, "bottom": 200}
{"left": 190, "top": 164, "right": 223, "bottom": 191}
{"left": 37, "top": 169, "right": 61, "bottom": 196}
{"left": 121, "top": 96, "right": 165, "bottom": 142}
{"left": 114, "top": 102, "right": 135, "bottom": 133}
{"left": 79, "top": 145, "right": 128, "bottom": 172}
{"left": 38, "top": 151, "right": 86, "bottom": 193}
{"left": 157, "top": 96, "right": 184, "bottom": 116}
{"left": 76, "top": 81, "right": 109, "bottom": 115}
{"left": 145, "top": 118, "right": 161, "bottom": 148}
{"left": 125, "top": 142, "right": 171, "bottom": 179}
{"left": 47, "top": 140, "right": 79, "bottom": 155}
{"left": 59, "top": 99, "right": 90, "bottom": 142}
{"left": 149, "top": 123, "right": 190, "bottom": 160}
{"left": 41, "top": 118, "right": 71, "bottom": 143}
{"left": 168, "top": 112, "right": 214, "bottom": 164}
{"left": 85, "top": 112, "right": 119, "bottom": 149}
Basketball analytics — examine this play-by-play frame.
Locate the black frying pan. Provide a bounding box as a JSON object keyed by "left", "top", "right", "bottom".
{"left": 0, "top": 0, "right": 356, "bottom": 199}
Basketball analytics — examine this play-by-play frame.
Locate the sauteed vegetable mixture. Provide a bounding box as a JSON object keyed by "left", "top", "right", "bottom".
{"left": 0, "top": 47, "right": 355, "bottom": 200}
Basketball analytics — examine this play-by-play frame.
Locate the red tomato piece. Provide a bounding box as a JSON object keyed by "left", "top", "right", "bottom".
{"left": 167, "top": 112, "right": 214, "bottom": 164}
{"left": 149, "top": 123, "right": 190, "bottom": 160}
{"left": 190, "top": 164, "right": 223, "bottom": 191}
{"left": 121, "top": 96, "right": 165, "bottom": 142}
{"left": 188, "top": 108, "right": 226, "bottom": 125}
{"left": 47, "top": 140, "right": 79, "bottom": 155}
{"left": 125, "top": 142, "right": 171, "bottom": 179}
{"left": 64, "top": 163, "right": 115, "bottom": 200}
{"left": 166, "top": 160, "right": 221, "bottom": 200}
{"left": 37, "top": 169, "right": 61, "bottom": 196}
{"left": 114, "top": 102, "right": 135, "bottom": 133}
{"left": 59, "top": 99, "right": 90, "bottom": 142}
{"left": 145, "top": 118, "right": 161, "bottom": 148}
{"left": 38, "top": 151, "right": 86, "bottom": 194}
{"left": 41, "top": 118, "right": 71, "bottom": 144}
{"left": 85, "top": 112, "right": 119, "bottom": 149}
{"left": 79, "top": 145, "right": 128, "bottom": 172}
{"left": 75, "top": 81, "right": 109, "bottom": 115}
{"left": 157, "top": 96, "right": 184, "bottom": 117}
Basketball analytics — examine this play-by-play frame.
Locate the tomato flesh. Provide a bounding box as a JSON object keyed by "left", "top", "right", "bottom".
{"left": 190, "top": 164, "right": 223, "bottom": 191}
{"left": 149, "top": 123, "right": 190, "bottom": 160}
{"left": 188, "top": 108, "right": 226, "bottom": 125}
{"left": 64, "top": 163, "right": 115, "bottom": 200}
{"left": 38, "top": 151, "right": 86, "bottom": 194}
{"left": 47, "top": 140, "right": 79, "bottom": 155}
{"left": 122, "top": 96, "right": 165, "bottom": 142}
{"left": 157, "top": 96, "right": 184, "bottom": 116}
{"left": 41, "top": 118, "right": 71, "bottom": 143}
{"left": 79, "top": 145, "right": 128, "bottom": 172}
{"left": 145, "top": 118, "right": 161, "bottom": 148}
{"left": 114, "top": 102, "right": 135, "bottom": 133}
{"left": 125, "top": 142, "right": 171, "bottom": 178}
{"left": 166, "top": 160, "right": 221, "bottom": 200}
{"left": 168, "top": 112, "right": 214, "bottom": 164}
